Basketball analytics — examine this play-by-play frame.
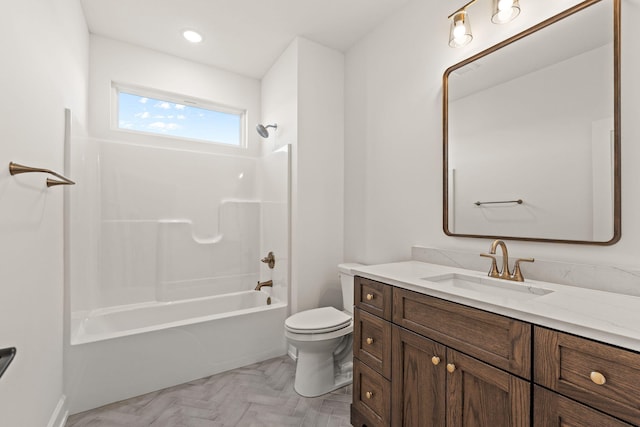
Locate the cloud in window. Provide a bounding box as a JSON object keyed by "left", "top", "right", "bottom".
{"left": 148, "top": 122, "right": 180, "bottom": 131}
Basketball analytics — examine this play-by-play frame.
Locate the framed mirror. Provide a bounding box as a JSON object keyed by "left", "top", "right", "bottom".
{"left": 443, "top": 0, "right": 620, "bottom": 245}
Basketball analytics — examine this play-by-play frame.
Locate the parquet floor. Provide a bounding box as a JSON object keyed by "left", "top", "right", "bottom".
{"left": 66, "top": 356, "right": 353, "bottom": 427}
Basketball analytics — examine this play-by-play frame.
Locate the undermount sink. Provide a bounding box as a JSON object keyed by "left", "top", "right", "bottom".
{"left": 421, "top": 273, "right": 553, "bottom": 299}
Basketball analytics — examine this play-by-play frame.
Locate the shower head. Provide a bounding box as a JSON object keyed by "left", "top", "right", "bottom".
{"left": 256, "top": 123, "right": 277, "bottom": 138}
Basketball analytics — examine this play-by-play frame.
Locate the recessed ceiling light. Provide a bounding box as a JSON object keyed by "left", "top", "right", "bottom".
{"left": 183, "top": 30, "right": 203, "bottom": 43}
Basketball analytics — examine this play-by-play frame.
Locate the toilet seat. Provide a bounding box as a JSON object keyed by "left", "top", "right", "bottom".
{"left": 285, "top": 307, "right": 351, "bottom": 334}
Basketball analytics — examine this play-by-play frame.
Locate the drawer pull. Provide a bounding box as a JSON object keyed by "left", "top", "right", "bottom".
{"left": 590, "top": 371, "right": 606, "bottom": 385}
{"left": 366, "top": 293, "right": 374, "bottom": 301}
{"left": 447, "top": 363, "right": 456, "bottom": 373}
{"left": 365, "top": 391, "right": 374, "bottom": 399}
{"left": 366, "top": 337, "right": 374, "bottom": 345}
{"left": 431, "top": 356, "right": 441, "bottom": 366}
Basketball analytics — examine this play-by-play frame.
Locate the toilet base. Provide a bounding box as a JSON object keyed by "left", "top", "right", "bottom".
{"left": 293, "top": 351, "right": 353, "bottom": 397}
{"left": 290, "top": 335, "right": 353, "bottom": 397}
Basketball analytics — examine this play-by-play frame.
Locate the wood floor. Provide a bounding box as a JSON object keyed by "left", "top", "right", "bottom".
{"left": 66, "top": 356, "right": 353, "bottom": 427}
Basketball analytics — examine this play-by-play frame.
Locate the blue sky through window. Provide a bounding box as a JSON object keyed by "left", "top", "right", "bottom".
{"left": 118, "top": 91, "right": 242, "bottom": 146}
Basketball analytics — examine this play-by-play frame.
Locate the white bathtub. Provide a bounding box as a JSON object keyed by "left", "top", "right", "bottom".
{"left": 71, "top": 290, "right": 282, "bottom": 344}
{"left": 66, "top": 291, "right": 288, "bottom": 414}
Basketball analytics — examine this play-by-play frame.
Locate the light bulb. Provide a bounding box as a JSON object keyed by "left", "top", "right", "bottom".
{"left": 498, "top": 0, "right": 513, "bottom": 11}
{"left": 492, "top": 0, "right": 520, "bottom": 24}
{"left": 453, "top": 22, "right": 467, "bottom": 39}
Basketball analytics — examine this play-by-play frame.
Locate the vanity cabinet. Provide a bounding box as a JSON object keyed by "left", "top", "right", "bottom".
{"left": 352, "top": 277, "right": 530, "bottom": 427}
{"left": 351, "top": 275, "right": 640, "bottom": 427}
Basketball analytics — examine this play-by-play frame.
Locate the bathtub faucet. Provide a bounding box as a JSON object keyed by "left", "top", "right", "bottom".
{"left": 255, "top": 280, "right": 273, "bottom": 291}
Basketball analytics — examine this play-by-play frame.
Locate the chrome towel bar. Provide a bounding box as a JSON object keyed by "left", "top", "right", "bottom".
{"left": 9, "top": 162, "right": 75, "bottom": 187}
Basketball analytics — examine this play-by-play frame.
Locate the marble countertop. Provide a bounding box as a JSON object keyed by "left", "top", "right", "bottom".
{"left": 352, "top": 261, "right": 640, "bottom": 352}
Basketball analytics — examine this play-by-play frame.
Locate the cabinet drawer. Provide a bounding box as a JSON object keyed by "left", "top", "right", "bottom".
{"left": 534, "top": 327, "right": 640, "bottom": 426}
{"left": 534, "top": 385, "right": 633, "bottom": 427}
{"left": 355, "top": 276, "right": 392, "bottom": 320}
{"left": 392, "top": 287, "right": 531, "bottom": 378}
{"left": 354, "top": 308, "right": 392, "bottom": 379}
{"left": 353, "top": 359, "right": 391, "bottom": 427}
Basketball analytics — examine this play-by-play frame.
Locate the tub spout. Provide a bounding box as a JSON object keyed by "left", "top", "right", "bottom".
{"left": 255, "top": 280, "right": 273, "bottom": 291}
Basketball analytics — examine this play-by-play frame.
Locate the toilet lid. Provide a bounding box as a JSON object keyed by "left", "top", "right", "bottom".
{"left": 285, "top": 307, "right": 352, "bottom": 334}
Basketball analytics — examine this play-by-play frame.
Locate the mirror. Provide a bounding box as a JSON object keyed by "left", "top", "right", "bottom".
{"left": 443, "top": 0, "right": 620, "bottom": 245}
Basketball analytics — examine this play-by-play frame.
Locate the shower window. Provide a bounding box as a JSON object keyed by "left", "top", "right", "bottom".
{"left": 114, "top": 85, "right": 245, "bottom": 147}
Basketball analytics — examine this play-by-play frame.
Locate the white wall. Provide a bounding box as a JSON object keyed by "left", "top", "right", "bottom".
{"left": 0, "top": 0, "right": 88, "bottom": 426}
{"left": 345, "top": 0, "right": 640, "bottom": 273}
{"left": 261, "top": 40, "right": 298, "bottom": 309}
{"left": 262, "top": 38, "right": 345, "bottom": 314}
{"left": 88, "top": 35, "right": 262, "bottom": 156}
{"left": 296, "top": 38, "right": 346, "bottom": 311}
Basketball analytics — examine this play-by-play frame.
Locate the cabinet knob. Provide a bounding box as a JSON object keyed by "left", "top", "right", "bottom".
{"left": 431, "top": 356, "right": 441, "bottom": 366}
{"left": 366, "top": 293, "right": 374, "bottom": 301}
{"left": 590, "top": 371, "right": 606, "bottom": 385}
{"left": 366, "top": 337, "right": 374, "bottom": 345}
{"left": 447, "top": 363, "right": 456, "bottom": 373}
{"left": 365, "top": 391, "right": 374, "bottom": 399}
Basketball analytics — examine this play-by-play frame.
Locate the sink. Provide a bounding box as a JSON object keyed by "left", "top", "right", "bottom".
{"left": 421, "top": 273, "right": 553, "bottom": 299}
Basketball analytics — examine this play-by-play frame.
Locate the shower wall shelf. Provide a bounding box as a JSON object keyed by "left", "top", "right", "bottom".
{"left": 9, "top": 161, "right": 75, "bottom": 187}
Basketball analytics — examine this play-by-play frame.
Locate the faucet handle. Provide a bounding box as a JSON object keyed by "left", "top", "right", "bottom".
{"left": 512, "top": 258, "right": 535, "bottom": 282}
{"left": 261, "top": 252, "right": 275, "bottom": 269}
{"left": 480, "top": 253, "right": 500, "bottom": 278}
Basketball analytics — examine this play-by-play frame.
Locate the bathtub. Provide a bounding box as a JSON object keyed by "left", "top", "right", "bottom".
{"left": 66, "top": 290, "right": 288, "bottom": 414}
{"left": 71, "top": 290, "right": 282, "bottom": 344}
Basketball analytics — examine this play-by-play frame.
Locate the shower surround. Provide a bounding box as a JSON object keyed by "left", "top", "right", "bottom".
{"left": 66, "top": 138, "right": 289, "bottom": 413}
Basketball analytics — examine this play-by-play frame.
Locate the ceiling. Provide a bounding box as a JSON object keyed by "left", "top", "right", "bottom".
{"left": 80, "top": 0, "right": 411, "bottom": 79}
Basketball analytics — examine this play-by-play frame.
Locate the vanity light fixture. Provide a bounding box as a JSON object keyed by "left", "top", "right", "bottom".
{"left": 448, "top": 0, "right": 477, "bottom": 48}
{"left": 492, "top": 0, "right": 521, "bottom": 24}
{"left": 448, "top": 0, "right": 522, "bottom": 48}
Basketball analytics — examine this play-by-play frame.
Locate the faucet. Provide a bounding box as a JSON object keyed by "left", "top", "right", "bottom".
{"left": 255, "top": 280, "right": 273, "bottom": 291}
{"left": 480, "top": 240, "right": 534, "bottom": 282}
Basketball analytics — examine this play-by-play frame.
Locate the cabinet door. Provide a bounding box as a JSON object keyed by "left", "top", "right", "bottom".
{"left": 391, "top": 326, "right": 446, "bottom": 427}
{"left": 447, "top": 349, "right": 530, "bottom": 427}
{"left": 534, "top": 385, "right": 633, "bottom": 427}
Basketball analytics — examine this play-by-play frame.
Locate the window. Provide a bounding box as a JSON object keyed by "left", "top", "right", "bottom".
{"left": 115, "top": 85, "right": 245, "bottom": 147}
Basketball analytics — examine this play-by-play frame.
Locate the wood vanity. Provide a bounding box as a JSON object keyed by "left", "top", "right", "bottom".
{"left": 350, "top": 276, "right": 640, "bottom": 427}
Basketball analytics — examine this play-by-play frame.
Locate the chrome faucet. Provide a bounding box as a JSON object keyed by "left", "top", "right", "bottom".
{"left": 480, "top": 240, "right": 534, "bottom": 282}
{"left": 255, "top": 280, "right": 273, "bottom": 291}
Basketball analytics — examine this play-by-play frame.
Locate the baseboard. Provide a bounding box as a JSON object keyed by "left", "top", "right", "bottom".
{"left": 47, "top": 394, "right": 68, "bottom": 427}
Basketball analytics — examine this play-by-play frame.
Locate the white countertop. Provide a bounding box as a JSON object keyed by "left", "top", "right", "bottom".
{"left": 352, "top": 261, "right": 640, "bottom": 353}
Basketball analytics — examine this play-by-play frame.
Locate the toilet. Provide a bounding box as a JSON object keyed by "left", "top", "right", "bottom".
{"left": 284, "top": 263, "right": 363, "bottom": 397}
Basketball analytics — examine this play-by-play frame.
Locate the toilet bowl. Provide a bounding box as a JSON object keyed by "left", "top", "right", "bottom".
{"left": 285, "top": 263, "right": 362, "bottom": 397}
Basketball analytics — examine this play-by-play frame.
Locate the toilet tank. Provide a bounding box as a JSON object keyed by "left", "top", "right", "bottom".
{"left": 338, "top": 263, "right": 364, "bottom": 314}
